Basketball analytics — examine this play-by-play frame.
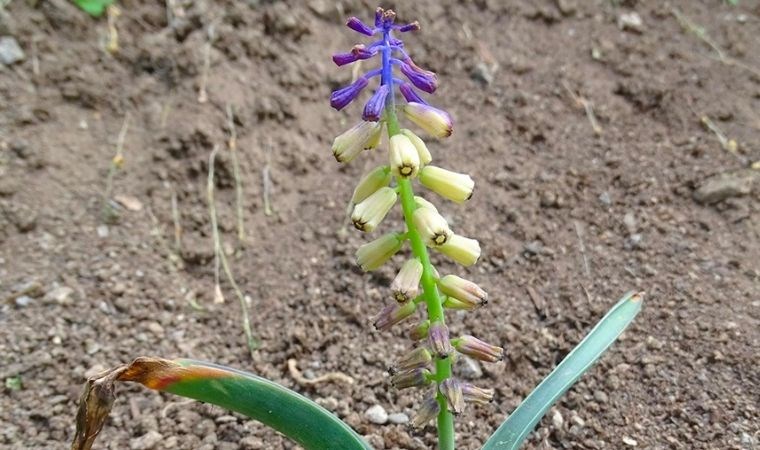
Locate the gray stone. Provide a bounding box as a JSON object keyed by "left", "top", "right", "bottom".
{"left": 0, "top": 36, "right": 24, "bottom": 65}
{"left": 618, "top": 12, "right": 643, "bottom": 33}
{"left": 15, "top": 295, "right": 33, "bottom": 307}
{"left": 387, "top": 412, "right": 409, "bottom": 424}
{"left": 364, "top": 404, "right": 388, "bottom": 425}
{"left": 44, "top": 286, "right": 74, "bottom": 305}
{"left": 459, "top": 356, "right": 483, "bottom": 379}
{"left": 471, "top": 63, "right": 494, "bottom": 86}
{"left": 694, "top": 169, "right": 758, "bottom": 204}
{"left": 130, "top": 430, "right": 162, "bottom": 450}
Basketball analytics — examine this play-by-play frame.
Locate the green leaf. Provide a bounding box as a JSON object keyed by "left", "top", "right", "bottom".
{"left": 71, "top": 358, "right": 372, "bottom": 450}
{"left": 71, "top": 0, "right": 114, "bottom": 17}
{"left": 482, "top": 291, "right": 643, "bottom": 450}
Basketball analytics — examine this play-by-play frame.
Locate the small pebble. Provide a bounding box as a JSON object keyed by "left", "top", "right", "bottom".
{"left": 622, "top": 436, "right": 638, "bottom": 447}
{"left": 594, "top": 390, "right": 609, "bottom": 403}
{"left": 459, "top": 356, "right": 483, "bottom": 379}
{"left": 97, "top": 225, "right": 109, "bottom": 238}
{"left": 44, "top": 286, "right": 74, "bottom": 305}
{"left": 15, "top": 295, "right": 32, "bottom": 307}
{"left": 387, "top": 413, "right": 409, "bottom": 425}
{"left": 364, "top": 404, "right": 388, "bottom": 425}
{"left": 0, "top": 36, "right": 24, "bottom": 65}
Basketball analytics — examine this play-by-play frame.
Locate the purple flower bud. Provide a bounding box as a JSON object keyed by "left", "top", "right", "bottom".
{"left": 391, "top": 368, "right": 431, "bottom": 389}
{"left": 331, "top": 77, "right": 369, "bottom": 111}
{"left": 374, "top": 7, "right": 383, "bottom": 27}
{"left": 411, "top": 395, "right": 440, "bottom": 429}
{"left": 397, "top": 21, "right": 420, "bottom": 33}
{"left": 389, "top": 347, "right": 432, "bottom": 374}
{"left": 400, "top": 61, "right": 438, "bottom": 94}
{"left": 373, "top": 300, "right": 417, "bottom": 331}
{"left": 439, "top": 378, "right": 465, "bottom": 415}
{"left": 399, "top": 83, "right": 428, "bottom": 105}
{"left": 362, "top": 84, "right": 390, "bottom": 122}
{"left": 351, "top": 44, "right": 376, "bottom": 60}
{"left": 461, "top": 382, "right": 495, "bottom": 405}
{"left": 332, "top": 52, "right": 358, "bottom": 67}
{"left": 454, "top": 335, "right": 504, "bottom": 363}
{"left": 409, "top": 320, "right": 430, "bottom": 341}
{"left": 428, "top": 321, "right": 452, "bottom": 358}
{"left": 346, "top": 17, "right": 375, "bottom": 36}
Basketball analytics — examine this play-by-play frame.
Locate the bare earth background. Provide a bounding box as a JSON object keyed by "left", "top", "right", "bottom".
{"left": 1, "top": 1, "right": 759, "bottom": 449}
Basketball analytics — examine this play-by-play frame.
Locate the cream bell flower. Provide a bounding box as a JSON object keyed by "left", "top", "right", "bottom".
{"left": 332, "top": 121, "right": 382, "bottom": 163}
{"left": 437, "top": 275, "right": 488, "bottom": 308}
{"left": 419, "top": 166, "right": 474, "bottom": 204}
{"left": 414, "top": 196, "right": 439, "bottom": 213}
{"left": 412, "top": 206, "right": 452, "bottom": 247}
{"left": 400, "top": 128, "right": 432, "bottom": 165}
{"left": 390, "top": 258, "right": 423, "bottom": 303}
{"left": 389, "top": 134, "right": 420, "bottom": 179}
{"left": 356, "top": 232, "right": 404, "bottom": 271}
{"left": 351, "top": 186, "right": 397, "bottom": 232}
{"left": 402, "top": 102, "right": 453, "bottom": 138}
{"left": 437, "top": 234, "right": 481, "bottom": 266}
{"left": 351, "top": 165, "right": 392, "bottom": 205}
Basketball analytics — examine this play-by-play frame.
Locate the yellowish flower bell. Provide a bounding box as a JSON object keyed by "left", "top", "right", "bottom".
{"left": 419, "top": 166, "right": 474, "bottom": 204}
{"left": 356, "top": 232, "right": 404, "bottom": 271}
{"left": 389, "top": 134, "right": 420, "bottom": 179}
{"left": 412, "top": 207, "right": 452, "bottom": 247}
{"left": 402, "top": 102, "right": 453, "bottom": 138}
{"left": 390, "top": 258, "right": 423, "bottom": 303}
{"left": 438, "top": 234, "right": 481, "bottom": 266}
{"left": 351, "top": 166, "right": 392, "bottom": 205}
{"left": 351, "top": 186, "right": 397, "bottom": 232}
{"left": 400, "top": 128, "right": 432, "bottom": 165}
{"left": 332, "top": 121, "right": 382, "bottom": 163}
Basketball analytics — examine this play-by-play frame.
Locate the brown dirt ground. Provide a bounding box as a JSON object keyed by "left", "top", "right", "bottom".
{"left": 1, "top": 1, "right": 759, "bottom": 449}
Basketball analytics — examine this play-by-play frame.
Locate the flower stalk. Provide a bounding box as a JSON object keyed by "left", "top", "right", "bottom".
{"left": 329, "top": 8, "right": 501, "bottom": 449}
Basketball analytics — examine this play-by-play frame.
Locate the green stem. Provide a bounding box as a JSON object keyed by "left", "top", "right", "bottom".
{"left": 386, "top": 108, "right": 455, "bottom": 450}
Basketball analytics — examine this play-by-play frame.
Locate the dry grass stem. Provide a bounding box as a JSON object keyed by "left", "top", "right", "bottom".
{"left": 226, "top": 104, "right": 246, "bottom": 243}
{"left": 563, "top": 81, "right": 602, "bottom": 136}
{"left": 262, "top": 137, "right": 274, "bottom": 216}
{"left": 287, "top": 359, "right": 355, "bottom": 386}
{"left": 207, "top": 146, "right": 258, "bottom": 357}
{"left": 197, "top": 22, "right": 216, "bottom": 103}
{"left": 102, "top": 113, "right": 131, "bottom": 222}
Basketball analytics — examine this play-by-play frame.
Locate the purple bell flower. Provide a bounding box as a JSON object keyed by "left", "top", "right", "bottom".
{"left": 330, "top": 77, "right": 369, "bottom": 111}
{"left": 362, "top": 84, "right": 390, "bottom": 121}
{"left": 346, "top": 17, "right": 375, "bottom": 36}
{"left": 399, "top": 82, "right": 428, "bottom": 105}
{"left": 400, "top": 61, "right": 438, "bottom": 94}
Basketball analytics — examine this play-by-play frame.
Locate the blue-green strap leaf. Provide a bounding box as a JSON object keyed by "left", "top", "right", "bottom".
{"left": 482, "top": 291, "right": 643, "bottom": 450}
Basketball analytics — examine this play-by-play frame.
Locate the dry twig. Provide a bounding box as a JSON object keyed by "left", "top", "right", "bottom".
{"left": 102, "top": 113, "right": 131, "bottom": 222}
{"left": 226, "top": 104, "right": 246, "bottom": 243}
{"left": 287, "top": 359, "right": 355, "bottom": 386}
{"left": 208, "top": 146, "right": 258, "bottom": 357}
{"left": 563, "top": 81, "right": 602, "bottom": 136}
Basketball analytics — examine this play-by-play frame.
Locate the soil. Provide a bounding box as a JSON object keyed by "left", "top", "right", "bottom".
{"left": 1, "top": 1, "right": 759, "bottom": 449}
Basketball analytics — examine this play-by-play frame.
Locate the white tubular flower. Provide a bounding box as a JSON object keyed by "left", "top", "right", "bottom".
{"left": 412, "top": 207, "right": 452, "bottom": 247}
{"left": 402, "top": 102, "right": 453, "bottom": 138}
{"left": 351, "top": 166, "right": 392, "bottom": 205}
{"left": 356, "top": 232, "right": 404, "bottom": 271}
{"left": 437, "top": 234, "right": 481, "bottom": 266}
{"left": 419, "top": 166, "right": 474, "bottom": 204}
{"left": 351, "top": 186, "right": 397, "bottom": 232}
{"left": 390, "top": 258, "right": 423, "bottom": 303}
{"left": 400, "top": 128, "right": 432, "bottom": 165}
{"left": 389, "top": 134, "right": 420, "bottom": 179}
{"left": 414, "top": 195, "right": 438, "bottom": 213}
{"left": 365, "top": 123, "right": 383, "bottom": 150}
{"left": 437, "top": 275, "right": 488, "bottom": 308}
{"left": 332, "top": 121, "right": 382, "bottom": 163}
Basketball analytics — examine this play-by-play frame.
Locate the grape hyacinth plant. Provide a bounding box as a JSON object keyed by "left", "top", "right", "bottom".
{"left": 330, "top": 6, "right": 497, "bottom": 443}
{"left": 71, "top": 7, "right": 642, "bottom": 450}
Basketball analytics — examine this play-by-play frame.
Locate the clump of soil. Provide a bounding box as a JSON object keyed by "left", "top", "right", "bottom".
{"left": 1, "top": 1, "right": 758, "bottom": 449}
